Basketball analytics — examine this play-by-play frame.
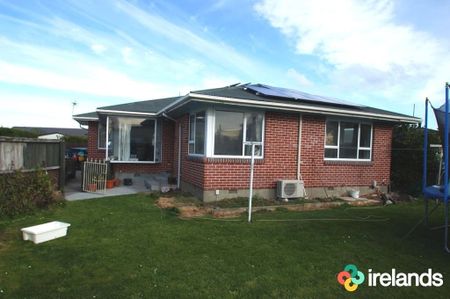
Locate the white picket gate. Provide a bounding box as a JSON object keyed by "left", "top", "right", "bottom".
{"left": 82, "top": 158, "right": 107, "bottom": 193}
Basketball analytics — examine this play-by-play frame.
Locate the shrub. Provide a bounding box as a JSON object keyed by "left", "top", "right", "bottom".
{"left": 0, "top": 169, "right": 63, "bottom": 217}
{"left": 0, "top": 127, "right": 38, "bottom": 138}
{"left": 391, "top": 124, "right": 441, "bottom": 195}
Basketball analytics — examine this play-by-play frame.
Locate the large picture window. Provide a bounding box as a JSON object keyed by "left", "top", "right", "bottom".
{"left": 324, "top": 120, "right": 372, "bottom": 160}
{"left": 214, "top": 110, "right": 264, "bottom": 157}
{"left": 188, "top": 112, "right": 206, "bottom": 155}
{"left": 107, "top": 116, "right": 160, "bottom": 163}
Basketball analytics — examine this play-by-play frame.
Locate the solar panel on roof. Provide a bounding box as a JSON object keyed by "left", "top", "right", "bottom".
{"left": 245, "top": 84, "right": 363, "bottom": 107}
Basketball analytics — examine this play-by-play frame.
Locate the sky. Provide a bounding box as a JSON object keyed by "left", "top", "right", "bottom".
{"left": 0, "top": 0, "right": 449, "bottom": 128}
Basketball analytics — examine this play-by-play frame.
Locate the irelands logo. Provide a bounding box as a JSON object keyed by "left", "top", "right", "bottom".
{"left": 337, "top": 265, "right": 444, "bottom": 292}
{"left": 337, "top": 264, "right": 365, "bottom": 292}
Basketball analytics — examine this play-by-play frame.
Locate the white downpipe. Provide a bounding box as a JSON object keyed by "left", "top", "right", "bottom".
{"left": 177, "top": 123, "right": 181, "bottom": 189}
{"left": 105, "top": 116, "right": 109, "bottom": 160}
{"left": 248, "top": 143, "right": 256, "bottom": 223}
{"left": 297, "top": 114, "right": 302, "bottom": 180}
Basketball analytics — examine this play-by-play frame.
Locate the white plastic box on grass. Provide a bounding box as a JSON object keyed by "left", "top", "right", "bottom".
{"left": 21, "top": 221, "right": 71, "bottom": 244}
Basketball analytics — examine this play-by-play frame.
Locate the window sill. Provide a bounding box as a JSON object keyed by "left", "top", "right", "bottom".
{"left": 324, "top": 159, "right": 373, "bottom": 166}
{"left": 187, "top": 155, "right": 264, "bottom": 164}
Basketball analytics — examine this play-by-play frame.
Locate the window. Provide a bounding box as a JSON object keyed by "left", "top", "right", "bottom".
{"left": 188, "top": 111, "right": 206, "bottom": 155}
{"left": 107, "top": 116, "right": 161, "bottom": 162}
{"left": 98, "top": 117, "right": 107, "bottom": 149}
{"left": 324, "top": 120, "right": 372, "bottom": 160}
{"left": 214, "top": 110, "right": 264, "bottom": 157}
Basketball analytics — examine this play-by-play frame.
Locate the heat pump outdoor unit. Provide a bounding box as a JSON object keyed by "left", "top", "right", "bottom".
{"left": 277, "top": 180, "right": 305, "bottom": 199}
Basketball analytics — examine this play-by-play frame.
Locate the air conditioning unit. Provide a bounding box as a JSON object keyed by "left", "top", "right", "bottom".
{"left": 277, "top": 180, "right": 305, "bottom": 199}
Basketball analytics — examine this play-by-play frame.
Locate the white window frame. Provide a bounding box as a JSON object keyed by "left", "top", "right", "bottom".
{"left": 324, "top": 119, "right": 373, "bottom": 161}
{"left": 188, "top": 111, "right": 206, "bottom": 156}
{"left": 106, "top": 116, "right": 159, "bottom": 164}
{"left": 210, "top": 109, "right": 265, "bottom": 159}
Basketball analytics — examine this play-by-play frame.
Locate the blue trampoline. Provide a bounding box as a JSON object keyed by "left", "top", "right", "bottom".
{"left": 423, "top": 83, "right": 450, "bottom": 252}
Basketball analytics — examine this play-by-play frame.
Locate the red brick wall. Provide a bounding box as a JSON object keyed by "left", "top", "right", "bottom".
{"left": 300, "top": 115, "right": 392, "bottom": 187}
{"left": 176, "top": 112, "right": 393, "bottom": 191}
{"left": 88, "top": 112, "right": 393, "bottom": 190}
{"left": 201, "top": 112, "right": 299, "bottom": 190}
{"left": 177, "top": 115, "right": 205, "bottom": 188}
{"left": 87, "top": 121, "right": 105, "bottom": 160}
{"left": 87, "top": 119, "right": 175, "bottom": 174}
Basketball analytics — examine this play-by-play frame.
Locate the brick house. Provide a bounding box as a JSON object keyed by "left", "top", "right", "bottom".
{"left": 73, "top": 83, "right": 419, "bottom": 201}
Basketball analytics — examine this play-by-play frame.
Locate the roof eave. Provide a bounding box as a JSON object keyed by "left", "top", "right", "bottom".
{"left": 187, "top": 92, "right": 421, "bottom": 124}
{"left": 72, "top": 115, "right": 98, "bottom": 126}
{"left": 73, "top": 116, "right": 99, "bottom": 121}
{"left": 96, "top": 109, "right": 157, "bottom": 117}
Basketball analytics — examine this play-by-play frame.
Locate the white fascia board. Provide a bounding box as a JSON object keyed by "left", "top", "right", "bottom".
{"left": 156, "top": 95, "right": 190, "bottom": 114}
{"left": 96, "top": 109, "right": 156, "bottom": 117}
{"left": 188, "top": 93, "right": 421, "bottom": 124}
{"left": 73, "top": 116, "right": 98, "bottom": 121}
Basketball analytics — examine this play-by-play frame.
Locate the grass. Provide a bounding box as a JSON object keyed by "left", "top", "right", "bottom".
{"left": 0, "top": 195, "right": 450, "bottom": 298}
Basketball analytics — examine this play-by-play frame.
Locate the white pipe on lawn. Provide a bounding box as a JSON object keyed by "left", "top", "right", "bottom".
{"left": 248, "top": 143, "right": 256, "bottom": 223}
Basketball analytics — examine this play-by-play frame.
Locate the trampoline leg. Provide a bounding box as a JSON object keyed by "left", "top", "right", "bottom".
{"left": 445, "top": 201, "right": 450, "bottom": 253}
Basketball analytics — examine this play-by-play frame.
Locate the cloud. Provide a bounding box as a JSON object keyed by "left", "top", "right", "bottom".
{"left": 0, "top": 60, "right": 174, "bottom": 100}
{"left": 91, "top": 44, "right": 107, "bottom": 54}
{"left": 255, "top": 0, "right": 442, "bottom": 71}
{"left": 0, "top": 92, "right": 84, "bottom": 128}
{"left": 115, "top": 0, "right": 264, "bottom": 77}
{"left": 286, "top": 68, "right": 312, "bottom": 87}
{"left": 255, "top": 0, "right": 450, "bottom": 107}
{"left": 121, "top": 47, "right": 134, "bottom": 65}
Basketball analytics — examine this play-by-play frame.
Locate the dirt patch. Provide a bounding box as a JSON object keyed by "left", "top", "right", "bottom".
{"left": 155, "top": 197, "right": 177, "bottom": 209}
{"left": 156, "top": 196, "right": 382, "bottom": 219}
{"left": 211, "top": 207, "right": 247, "bottom": 218}
{"left": 178, "top": 206, "right": 209, "bottom": 218}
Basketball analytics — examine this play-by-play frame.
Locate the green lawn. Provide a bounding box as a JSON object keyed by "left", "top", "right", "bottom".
{"left": 0, "top": 195, "right": 449, "bottom": 298}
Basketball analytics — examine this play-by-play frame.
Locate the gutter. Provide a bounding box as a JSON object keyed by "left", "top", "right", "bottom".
{"left": 188, "top": 93, "right": 420, "bottom": 124}
{"left": 96, "top": 109, "right": 156, "bottom": 116}
{"left": 72, "top": 116, "right": 98, "bottom": 121}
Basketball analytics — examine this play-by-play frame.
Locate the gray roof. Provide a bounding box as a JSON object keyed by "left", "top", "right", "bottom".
{"left": 13, "top": 127, "right": 87, "bottom": 137}
{"left": 72, "top": 83, "right": 419, "bottom": 123}
{"left": 191, "top": 84, "right": 416, "bottom": 120}
{"left": 97, "top": 97, "right": 181, "bottom": 114}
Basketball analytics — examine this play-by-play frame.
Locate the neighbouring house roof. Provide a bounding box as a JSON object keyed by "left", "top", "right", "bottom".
{"left": 73, "top": 83, "right": 421, "bottom": 124}
{"left": 13, "top": 126, "right": 87, "bottom": 137}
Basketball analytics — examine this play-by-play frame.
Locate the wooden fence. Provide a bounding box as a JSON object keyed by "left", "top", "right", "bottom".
{"left": 0, "top": 137, "right": 65, "bottom": 189}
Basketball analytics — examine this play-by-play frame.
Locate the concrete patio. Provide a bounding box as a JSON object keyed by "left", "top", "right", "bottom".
{"left": 65, "top": 171, "right": 174, "bottom": 201}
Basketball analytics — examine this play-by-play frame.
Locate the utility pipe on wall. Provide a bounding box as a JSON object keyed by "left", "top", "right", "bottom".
{"left": 248, "top": 143, "right": 256, "bottom": 223}
{"left": 297, "top": 114, "right": 302, "bottom": 180}
{"left": 177, "top": 122, "right": 181, "bottom": 189}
